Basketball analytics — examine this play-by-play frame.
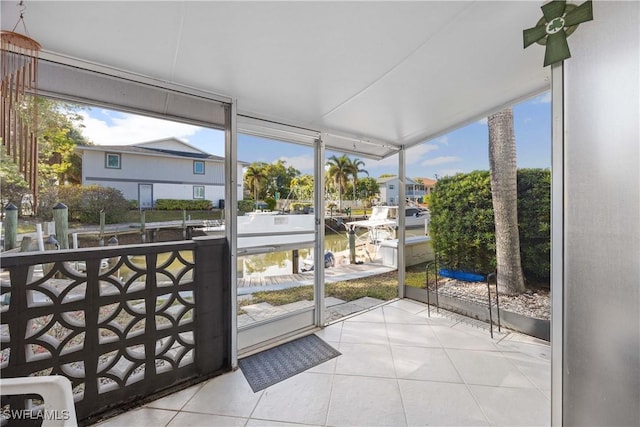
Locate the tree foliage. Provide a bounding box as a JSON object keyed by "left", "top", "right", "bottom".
{"left": 243, "top": 160, "right": 300, "bottom": 201}
{"left": 36, "top": 97, "right": 91, "bottom": 186}
{"left": 290, "top": 174, "right": 314, "bottom": 201}
{"left": 348, "top": 157, "right": 368, "bottom": 200}
{"left": 5, "top": 97, "right": 91, "bottom": 214}
{"left": 344, "top": 177, "right": 380, "bottom": 205}
{"left": 326, "top": 154, "right": 369, "bottom": 208}
{"left": 39, "top": 185, "right": 129, "bottom": 224}
{"left": 429, "top": 169, "right": 550, "bottom": 285}
{"left": 430, "top": 171, "right": 496, "bottom": 274}
{"left": 326, "top": 154, "right": 351, "bottom": 208}
{"left": 244, "top": 162, "right": 268, "bottom": 201}
{"left": 517, "top": 169, "right": 551, "bottom": 282}
{"left": 0, "top": 147, "right": 31, "bottom": 212}
{"left": 263, "top": 160, "right": 300, "bottom": 199}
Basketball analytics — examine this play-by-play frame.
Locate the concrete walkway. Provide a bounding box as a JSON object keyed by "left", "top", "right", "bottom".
{"left": 95, "top": 299, "right": 550, "bottom": 427}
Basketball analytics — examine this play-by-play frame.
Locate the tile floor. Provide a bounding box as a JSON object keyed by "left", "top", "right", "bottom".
{"left": 95, "top": 299, "right": 551, "bottom": 427}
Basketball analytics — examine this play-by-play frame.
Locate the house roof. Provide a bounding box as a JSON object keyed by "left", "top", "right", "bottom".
{"left": 376, "top": 176, "right": 417, "bottom": 185}
{"left": 76, "top": 138, "right": 245, "bottom": 163}
{"left": 414, "top": 177, "right": 437, "bottom": 187}
{"left": 1, "top": 1, "right": 550, "bottom": 160}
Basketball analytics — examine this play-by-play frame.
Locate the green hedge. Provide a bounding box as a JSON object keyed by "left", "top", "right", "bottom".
{"left": 39, "top": 185, "right": 130, "bottom": 224}
{"left": 154, "top": 199, "right": 212, "bottom": 210}
{"left": 517, "top": 169, "right": 551, "bottom": 282}
{"left": 238, "top": 199, "right": 255, "bottom": 214}
{"left": 264, "top": 197, "right": 277, "bottom": 211}
{"left": 429, "top": 169, "right": 550, "bottom": 284}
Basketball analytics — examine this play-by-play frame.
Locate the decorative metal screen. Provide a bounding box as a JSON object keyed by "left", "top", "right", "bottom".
{"left": 1, "top": 238, "right": 230, "bottom": 423}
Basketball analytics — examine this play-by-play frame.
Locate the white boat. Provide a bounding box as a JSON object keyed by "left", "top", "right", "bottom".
{"left": 198, "top": 204, "right": 428, "bottom": 255}
{"left": 348, "top": 205, "right": 430, "bottom": 230}
{"left": 344, "top": 207, "right": 396, "bottom": 243}
{"left": 344, "top": 205, "right": 433, "bottom": 267}
{"left": 198, "top": 211, "right": 316, "bottom": 254}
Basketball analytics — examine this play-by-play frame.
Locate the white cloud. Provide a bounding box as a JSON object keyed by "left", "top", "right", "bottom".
{"left": 79, "top": 110, "right": 201, "bottom": 145}
{"left": 421, "top": 156, "right": 462, "bottom": 166}
{"left": 279, "top": 155, "right": 315, "bottom": 172}
{"left": 436, "top": 136, "right": 449, "bottom": 145}
{"left": 476, "top": 117, "right": 488, "bottom": 125}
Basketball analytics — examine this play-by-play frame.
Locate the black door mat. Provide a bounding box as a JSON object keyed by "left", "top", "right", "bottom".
{"left": 239, "top": 334, "right": 341, "bottom": 392}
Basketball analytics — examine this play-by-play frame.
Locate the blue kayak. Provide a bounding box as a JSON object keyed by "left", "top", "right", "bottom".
{"left": 438, "top": 269, "right": 485, "bottom": 282}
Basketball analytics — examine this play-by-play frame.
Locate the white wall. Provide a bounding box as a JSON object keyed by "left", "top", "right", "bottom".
{"left": 82, "top": 150, "right": 243, "bottom": 205}
{"left": 561, "top": 2, "right": 639, "bottom": 425}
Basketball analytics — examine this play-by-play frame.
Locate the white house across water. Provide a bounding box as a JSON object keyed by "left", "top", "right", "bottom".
{"left": 76, "top": 138, "right": 245, "bottom": 209}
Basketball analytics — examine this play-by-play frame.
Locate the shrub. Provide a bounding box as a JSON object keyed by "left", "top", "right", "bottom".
{"left": 154, "top": 199, "right": 212, "bottom": 210}
{"left": 430, "top": 171, "right": 496, "bottom": 274}
{"left": 429, "top": 169, "right": 550, "bottom": 284}
{"left": 517, "top": 169, "right": 551, "bottom": 282}
{"left": 264, "top": 197, "right": 277, "bottom": 211}
{"left": 238, "top": 199, "right": 254, "bottom": 214}
{"left": 39, "top": 185, "right": 129, "bottom": 224}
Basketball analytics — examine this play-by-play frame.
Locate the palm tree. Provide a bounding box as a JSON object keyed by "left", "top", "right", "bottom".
{"left": 488, "top": 108, "right": 525, "bottom": 295}
{"left": 326, "top": 154, "right": 351, "bottom": 210}
{"left": 348, "top": 157, "right": 368, "bottom": 204}
{"left": 244, "top": 163, "right": 267, "bottom": 207}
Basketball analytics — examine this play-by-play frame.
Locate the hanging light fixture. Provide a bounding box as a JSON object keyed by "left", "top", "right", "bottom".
{"left": 1, "top": 1, "right": 41, "bottom": 210}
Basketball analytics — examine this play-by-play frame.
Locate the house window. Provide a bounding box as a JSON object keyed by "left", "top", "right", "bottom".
{"left": 193, "top": 160, "right": 205, "bottom": 174}
{"left": 389, "top": 184, "right": 395, "bottom": 190}
{"left": 193, "top": 185, "right": 205, "bottom": 199}
{"left": 105, "top": 153, "right": 121, "bottom": 169}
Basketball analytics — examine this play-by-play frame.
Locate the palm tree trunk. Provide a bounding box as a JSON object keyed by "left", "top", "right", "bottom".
{"left": 488, "top": 108, "right": 525, "bottom": 295}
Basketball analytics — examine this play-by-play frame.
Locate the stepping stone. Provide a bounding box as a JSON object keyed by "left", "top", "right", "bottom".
{"left": 242, "top": 302, "right": 288, "bottom": 320}
{"left": 351, "top": 296, "right": 385, "bottom": 309}
{"left": 280, "top": 300, "right": 314, "bottom": 312}
{"left": 325, "top": 297, "right": 346, "bottom": 307}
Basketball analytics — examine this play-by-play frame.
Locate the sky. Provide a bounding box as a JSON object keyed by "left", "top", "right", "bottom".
{"left": 78, "top": 91, "right": 551, "bottom": 180}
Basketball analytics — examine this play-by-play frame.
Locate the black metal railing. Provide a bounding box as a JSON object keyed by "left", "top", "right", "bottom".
{"left": 422, "top": 255, "right": 501, "bottom": 338}
{"left": 1, "top": 237, "right": 230, "bottom": 424}
{"left": 425, "top": 258, "right": 439, "bottom": 316}
{"left": 486, "top": 272, "right": 501, "bottom": 338}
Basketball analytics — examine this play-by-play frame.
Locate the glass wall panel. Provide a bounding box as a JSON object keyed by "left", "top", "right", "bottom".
{"left": 26, "top": 100, "right": 227, "bottom": 245}
{"left": 236, "top": 134, "right": 316, "bottom": 350}
{"left": 323, "top": 150, "right": 399, "bottom": 323}
{"left": 402, "top": 95, "right": 551, "bottom": 340}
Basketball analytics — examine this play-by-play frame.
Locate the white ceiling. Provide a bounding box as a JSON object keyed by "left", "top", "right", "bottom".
{"left": 1, "top": 1, "right": 550, "bottom": 158}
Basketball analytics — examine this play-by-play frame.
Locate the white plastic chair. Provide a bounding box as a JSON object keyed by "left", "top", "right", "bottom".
{"left": 1, "top": 376, "right": 77, "bottom": 426}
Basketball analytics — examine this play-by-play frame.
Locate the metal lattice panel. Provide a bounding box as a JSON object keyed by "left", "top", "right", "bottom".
{"left": 1, "top": 239, "right": 230, "bottom": 421}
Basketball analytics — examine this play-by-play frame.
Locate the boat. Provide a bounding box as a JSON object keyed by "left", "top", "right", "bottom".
{"left": 344, "top": 205, "right": 432, "bottom": 261}
{"left": 348, "top": 205, "right": 430, "bottom": 230}
{"left": 384, "top": 205, "right": 430, "bottom": 229}
{"left": 198, "top": 211, "right": 316, "bottom": 254}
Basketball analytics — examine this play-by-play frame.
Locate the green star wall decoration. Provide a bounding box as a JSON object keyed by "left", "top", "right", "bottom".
{"left": 524, "top": 0, "right": 593, "bottom": 67}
